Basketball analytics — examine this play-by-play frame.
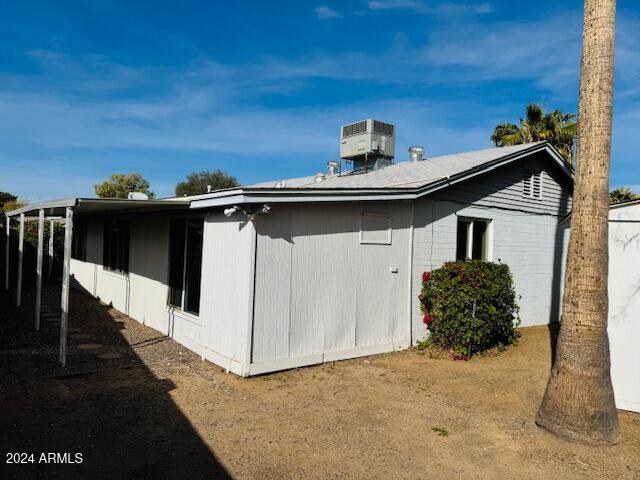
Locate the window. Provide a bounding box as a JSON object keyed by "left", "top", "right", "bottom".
{"left": 72, "top": 217, "right": 87, "bottom": 261}
{"left": 360, "top": 213, "right": 392, "bottom": 245}
{"left": 456, "top": 218, "right": 490, "bottom": 261}
{"left": 523, "top": 170, "right": 543, "bottom": 199}
{"left": 168, "top": 218, "right": 204, "bottom": 316}
{"left": 103, "top": 219, "right": 130, "bottom": 273}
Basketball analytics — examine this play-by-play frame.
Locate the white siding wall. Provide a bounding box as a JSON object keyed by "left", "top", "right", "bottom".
{"left": 71, "top": 218, "right": 129, "bottom": 314}
{"left": 411, "top": 157, "right": 571, "bottom": 342}
{"left": 608, "top": 203, "right": 640, "bottom": 413}
{"left": 71, "top": 213, "right": 254, "bottom": 376}
{"left": 251, "top": 202, "right": 411, "bottom": 374}
{"left": 197, "top": 212, "right": 254, "bottom": 375}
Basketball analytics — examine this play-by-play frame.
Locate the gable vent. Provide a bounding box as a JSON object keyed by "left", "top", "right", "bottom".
{"left": 523, "top": 170, "right": 543, "bottom": 199}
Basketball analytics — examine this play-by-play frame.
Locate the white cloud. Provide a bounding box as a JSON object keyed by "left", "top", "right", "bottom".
{"left": 367, "top": 0, "right": 423, "bottom": 10}
{"left": 314, "top": 6, "right": 342, "bottom": 19}
{"left": 366, "top": 1, "right": 493, "bottom": 15}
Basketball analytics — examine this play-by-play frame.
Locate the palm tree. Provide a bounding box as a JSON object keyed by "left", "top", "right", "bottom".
{"left": 491, "top": 103, "right": 578, "bottom": 163}
{"left": 610, "top": 186, "right": 638, "bottom": 203}
{"left": 536, "top": 0, "right": 619, "bottom": 444}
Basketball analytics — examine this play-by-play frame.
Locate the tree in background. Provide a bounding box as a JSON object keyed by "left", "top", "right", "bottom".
{"left": 94, "top": 173, "right": 154, "bottom": 199}
{"left": 491, "top": 103, "right": 578, "bottom": 164}
{"left": 610, "top": 186, "right": 638, "bottom": 203}
{"left": 536, "top": 0, "right": 619, "bottom": 444}
{"left": 0, "top": 192, "right": 26, "bottom": 213}
{"left": 175, "top": 170, "right": 239, "bottom": 197}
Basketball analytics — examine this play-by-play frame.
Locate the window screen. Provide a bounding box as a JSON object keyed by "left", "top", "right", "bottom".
{"left": 72, "top": 217, "right": 87, "bottom": 261}
{"left": 184, "top": 221, "right": 203, "bottom": 315}
{"left": 167, "top": 218, "right": 204, "bottom": 316}
{"left": 168, "top": 219, "right": 186, "bottom": 307}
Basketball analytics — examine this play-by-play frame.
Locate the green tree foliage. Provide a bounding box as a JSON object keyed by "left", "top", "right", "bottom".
{"left": 0, "top": 192, "right": 26, "bottom": 213}
{"left": 419, "top": 260, "right": 520, "bottom": 359}
{"left": 490, "top": 103, "right": 578, "bottom": 164}
{"left": 609, "top": 186, "right": 638, "bottom": 204}
{"left": 94, "top": 173, "right": 154, "bottom": 199}
{"left": 175, "top": 170, "right": 239, "bottom": 197}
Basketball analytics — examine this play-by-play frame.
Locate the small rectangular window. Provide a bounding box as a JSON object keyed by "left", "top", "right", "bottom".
{"left": 360, "top": 213, "right": 392, "bottom": 245}
{"left": 103, "top": 219, "right": 129, "bottom": 273}
{"left": 168, "top": 218, "right": 204, "bottom": 316}
{"left": 456, "top": 218, "right": 490, "bottom": 261}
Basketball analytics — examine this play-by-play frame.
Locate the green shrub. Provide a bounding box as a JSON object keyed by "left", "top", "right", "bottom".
{"left": 419, "top": 260, "right": 520, "bottom": 359}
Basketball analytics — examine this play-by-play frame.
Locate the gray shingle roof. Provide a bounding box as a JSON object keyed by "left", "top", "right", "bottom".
{"left": 247, "top": 142, "right": 546, "bottom": 190}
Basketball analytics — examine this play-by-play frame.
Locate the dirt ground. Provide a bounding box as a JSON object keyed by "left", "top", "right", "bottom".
{"left": 1, "top": 288, "right": 639, "bottom": 480}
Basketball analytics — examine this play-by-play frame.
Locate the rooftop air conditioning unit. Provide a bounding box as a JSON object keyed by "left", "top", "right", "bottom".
{"left": 340, "top": 119, "right": 395, "bottom": 160}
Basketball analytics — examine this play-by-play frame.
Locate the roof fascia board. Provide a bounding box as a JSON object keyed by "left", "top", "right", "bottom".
{"left": 414, "top": 143, "right": 573, "bottom": 199}
{"left": 190, "top": 192, "right": 416, "bottom": 208}
{"left": 189, "top": 143, "right": 572, "bottom": 209}
{"left": 6, "top": 198, "right": 78, "bottom": 217}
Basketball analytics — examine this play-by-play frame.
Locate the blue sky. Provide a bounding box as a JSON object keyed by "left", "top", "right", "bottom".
{"left": 1, "top": 0, "right": 638, "bottom": 200}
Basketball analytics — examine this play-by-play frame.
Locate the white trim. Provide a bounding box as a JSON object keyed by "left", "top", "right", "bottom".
{"left": 35, "top": 210, "right": 44, "bottom": 331}
{"left": 181, "top": 335, "right": 245, "bottom": 376}
{"left": 242, "top": 219, "right": 258, "bottom": 376}
{"left": 166, "top": 306, "right": 201, "bottom": 326}
{"left": 407, "top": 201, "right": 415, "bottom": 344}
{"left": 102, "top": 268, "right": 129, "bottom": 280}
{"left": 188, "top": 144, "right": 573, "bottom": 210}
{"left": 16, "top": 213, "right": 24, "bottom": 307}
{"left": 615, "top": 398, "right": 640, "bottom": 414}
{"left": 359, "top": 212, "right": 392, "bottom": 245}
{"left": 5, "top": 216, "right": 9, "bottom": 290}
{"left": 457, "top": 215, "right": 493, "bottom": 261}
{"left": 248, "top": 340, "right": 410, "bottom": 376}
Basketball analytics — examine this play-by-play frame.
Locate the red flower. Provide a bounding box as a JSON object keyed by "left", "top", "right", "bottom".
{"left": 422, "top": 271, "right": 431, "bottom": 282}
{"left": 422, "top": 313, "right": 432, "bottom": 325}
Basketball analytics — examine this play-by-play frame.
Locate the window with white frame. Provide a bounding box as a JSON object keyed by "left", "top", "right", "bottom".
{"left": 523, "top": 170, "right": 543, "bottom": 199}
{"left": 360, "top": 212, "right": 392, "bottom": 245}
{"left": 168, "top": 218, "right": 204, "bottom": 316}
{"left": 456, "top": 218, "right": 491, "bottom": 261}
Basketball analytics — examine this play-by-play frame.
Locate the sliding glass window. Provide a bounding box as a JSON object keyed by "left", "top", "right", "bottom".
{"left": 168, "top": 218, "right": 203, "bottom": 316}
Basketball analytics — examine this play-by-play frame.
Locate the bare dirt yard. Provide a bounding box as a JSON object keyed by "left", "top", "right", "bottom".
{"left": 1, "top": 288, "right": 639, "bottom": 480}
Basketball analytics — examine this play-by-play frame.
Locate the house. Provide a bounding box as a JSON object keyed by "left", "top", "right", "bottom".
{"left": 608, "top": 198, "right": 640, "bottom": 413}
{"left": 4, "top": 138, "right": 574, "bottom": 375}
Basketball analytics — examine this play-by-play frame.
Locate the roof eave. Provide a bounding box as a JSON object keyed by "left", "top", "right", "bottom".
{"left": 188, "top": 142, "right": 573, "bottom": 209}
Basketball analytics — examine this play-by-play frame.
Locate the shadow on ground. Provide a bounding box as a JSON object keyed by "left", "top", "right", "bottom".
{"left": 0, "top": 286, "right": 230, "bottom": 480}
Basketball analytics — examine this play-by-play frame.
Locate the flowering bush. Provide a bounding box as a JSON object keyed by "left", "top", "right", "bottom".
{"left": 419, "top": 260, "right": 520, "bottom": 359}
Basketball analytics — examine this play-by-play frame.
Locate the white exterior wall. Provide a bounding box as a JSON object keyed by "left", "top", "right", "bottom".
{"left": 411, "top": 155, "right": 571, "bottom": 342}
{"left": 70, "top": 218, "right": 129, "bottom": 314}
{"left": 70, "top": 213, "right": 254, "bottom": 375}
{"left": 250, "top": 202, "right": 411, "bottom": 374}
{"left": 608, "top": 203, "right": 640, "bottom": 413}
{"left": 197, "top": 212, "right": 254, "bottom": 375}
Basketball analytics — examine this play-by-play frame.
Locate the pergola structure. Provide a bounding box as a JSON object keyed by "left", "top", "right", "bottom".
{"left": 4, "top": 197, "right": 190, "bottom": 366}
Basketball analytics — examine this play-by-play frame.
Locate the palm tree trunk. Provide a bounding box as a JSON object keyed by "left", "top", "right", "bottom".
{"left": 536, "top": 0, "right": 619, "bottom": 444}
